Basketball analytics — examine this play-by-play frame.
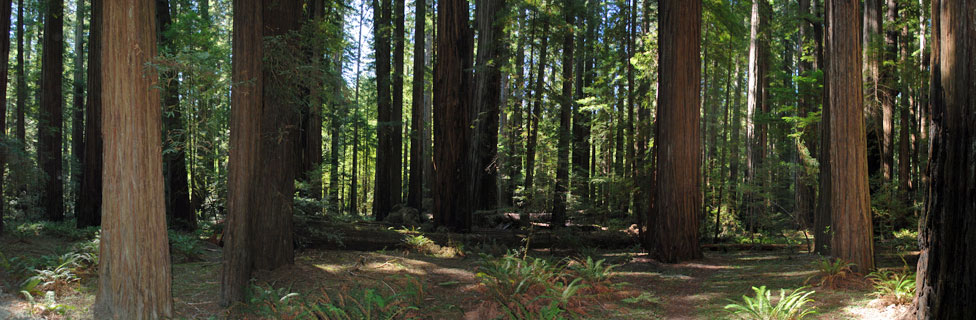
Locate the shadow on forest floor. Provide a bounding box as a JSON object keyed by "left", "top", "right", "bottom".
{"left": 1, "top": 229, "right": 917, "bottom": 319}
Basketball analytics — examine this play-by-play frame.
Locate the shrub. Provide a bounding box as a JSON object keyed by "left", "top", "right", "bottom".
{"left": 867, "top": 269, "right": 915, "bottom": 305}
{"left": 476, "top": 252, "right": 591, "bottom": 319}
{"left": 725, "top": 286, "right": 817, "bottom": 320}
{"left": 21, "top": 253, "right": 85, "bottom": 297}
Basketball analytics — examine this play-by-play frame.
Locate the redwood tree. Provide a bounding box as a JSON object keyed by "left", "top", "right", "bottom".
{"left": 93, "top": 0, "right": 173, "bottom": 316}
{"left": 552, "top": 0, "right": 573, "bottom": 227}
{"left": 648, "top": 0, "right": 702, "bottom": 264}
{"left": 38, "top": 0, "right": 64, "bottom": 221}
{"left": 373, "top": 0, "right": 395, "bottom": 220}
{"left": 76, "top": 0, "right": 102, "bottom": 228}
{"left": 825, "top": 0, "right": 874, "bottom": 273}
{"left": 221, "top": 0, "right": 302, "bottom": 305}
{"left": 406, "top": 0, "right": 425, "bottom": 210}
{"left": 0, "top": 0, "right": 12, "bottom": 235}
{"left": 433, "top": 0, "right": 473, "bottom": 231}
{"left": 914, "top": 1, "right": 975, "bottom": 318}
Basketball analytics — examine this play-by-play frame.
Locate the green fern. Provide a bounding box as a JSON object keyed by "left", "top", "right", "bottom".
{"left": 725, "top": 286, "right": 817, "bottom": 320}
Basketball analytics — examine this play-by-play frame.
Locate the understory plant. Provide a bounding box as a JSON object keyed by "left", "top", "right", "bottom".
{"left": 725, "top": 286, "right": 817, "bottom": 320}
{"left": 805, "top": 257, "right": 854, "bottom": 288}
{"left": 476, "top": 252, "right": 594, "bottom": 319}
{"left": 867, "top": 269, "right": 915, "bottom": 305}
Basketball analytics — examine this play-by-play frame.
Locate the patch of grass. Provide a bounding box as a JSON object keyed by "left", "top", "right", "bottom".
{"left": 725, "top": 286, "right": 817, "bottom": 320}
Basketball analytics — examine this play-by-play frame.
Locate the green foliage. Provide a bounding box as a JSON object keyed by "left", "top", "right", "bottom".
{"left": 724, "top": 286, "right": 817, "bottom": 320}
{"left": 12, "top": 220, "right": 99, "bottom": 240}
{"left": 804, "top": 257, "right": 854, "bottom": 288}
{"left": 168, "top": 230, "right": 204, "bottom": 263}
{"left": 476, "top": 252, "right": 594, "bottom": 319}
{"left": 245, "top": 277, "right": 423, "bottom": 319}
{"left": 867, "top": 269, "right": 916, "bottom": 305}
{"left": 21, "top": 252, "right": 87, "bottom": 297}
{"left": 570, "top": 256, "right": 618, "bottom": 285}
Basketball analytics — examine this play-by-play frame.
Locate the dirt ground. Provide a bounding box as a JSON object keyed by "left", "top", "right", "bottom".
{"left": 1, "top": 233, "right": 915, "bottom": 319}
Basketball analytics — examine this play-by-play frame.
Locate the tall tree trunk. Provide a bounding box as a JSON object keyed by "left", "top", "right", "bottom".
{"left": 649, "top": 0, "right": 702, "bottom": 263}
{"left": 915, "top": 1, "right": 976, "bottom": 317}
{"left": 471, "top": 0, "right": 505, "bottom": 212}
{"left": 571, "top": 0, "right": 592, "bottom": 206}
{"left": 349, "top": 2, "right": 366, "bottom": 214}
{"left": 76, "top": 0, "right": 102, "bottom": 228}
{"left": 524, "top": 26, "right": 548, "bottom": 206}
{"left": 744, "top": 0, "right": 769, "bottom": 232}
{"left": 0, "top": 0, "right": 11, "bottom": 235}
{"left": 825, "top": 0, "right": 874, "bottom": 272}
{"left": 814, "top": 0, "right": 831, "bottom": 255}
{"left": 794, "top": 0, "right": 818, "bottom": 229}
{"left": 373, "top": 0, "right": 394, "bottom": 220}
{"left": 879, "top": 0, "right": 897, "bottom": 182}
{"left": 392, "top": 0, "right": 404, "bottom": 204}
{"left": 39, "top": 0, "right": 64, "bottom": 221}
{"left": 93, "top": 0, "right": 172, "bottom": 316}
{"left": 406, "top": 0, "right": 425, "bottom": 210}
{"left": 157, "top": 0, "right": 195, "bottom": 231}
{"left": 14, "top": 0, "right": 23, "bottom": 143}
{"left": 433, "top": 0, "right": 473, "bottom": 231}
{"left": 727, "top": 63, "right": 743, "bottom": 220}
{"left": 897, "top": 14, "right": 913, "bottom": 201}
{"left": 864, "top": 0, "right": 884, "bottom": 184}
{"left": 624, "top": 0, "right": 635, "bottom": 217}
{"left": 505, "top": 7, "right": 527, "bottom": 207}
{"left": 551, "top": 0, "right": 573, "bottom": 227}
{"left": 70, "top": 0, "right": 85, "bottom": 201}
{"left": 221, "top": 0, "right": 301, "bottom": 305}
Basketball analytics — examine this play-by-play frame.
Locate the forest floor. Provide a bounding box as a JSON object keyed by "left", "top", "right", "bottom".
{"left": 0, "top": 225, "right": 917, "bottom": 319}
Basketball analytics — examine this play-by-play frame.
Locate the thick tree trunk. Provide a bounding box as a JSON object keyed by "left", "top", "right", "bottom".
{"left": 221, "top": 0, "right": 301, "bottom": 305}
{"left": 93, "top": 0, "right": 173, "bottom": 316}
{"left": 914, "top": 1, "right": 976, "bottom": 318}
{"left": 551, "top": 0, "right": 573, "bottom": 227}
{"left": 649, "top": 0, "right": 702, "bottom": 263}
{"left": 157, "top": 0, "right": 195, "bottom": 231}
{"left": 825, "top": 0, "right": 874, "bottom": 273}
{"left": 39, "top": 0, "right": 64, "bottom": 221}
{"left": 373, "top": 0, "right": 395, "bottom": 220}
{"left": 433, "top": 0, "right": 473, "bottom": 231}
{"left": 76, "top": 0, "right": 102, "bottom": 229}
{"left": 471, "top": 0, "right": 505, "bottom": 212}
{"left": 406, "top": 0, "right": 425, "bottom": 210}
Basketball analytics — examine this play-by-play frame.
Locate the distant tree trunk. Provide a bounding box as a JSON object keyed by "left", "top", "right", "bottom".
{"left": 392, "top": 0, "right": 404, "bottom": 204}
{"left": 71, "top": 0, "right": 85, "bottom": 200}
{"left": 551, "top": 0, "right": 573, "bottom": 227}
{"left": 14, "top": 0, "right": 24, "bottom": 143}
{"left": 813, "top": 0, "right": 831, "bottom": 255}
{"left": 897, "top": 16, "right": 913, "bottom": 200}
{"left": 571, "top": 1, "right": 592, "bottom": 206}
{"left": 349, "top": 3, "right": 366, "bottom": 215}
{"left": 744, "top": 0, "right": 769, "bottom": 232}
{"left": 505, "top": 8, "right": 527, "bottom": 207}
{"left": 93, "top": 0, "right": 172, "bottom": 316}
{"left": 915, "top": 1, "right": 975, "bottom": 318}
{"left": 39, "top": 0, "right": 64, "bottom": 221}
{"left": 373, "top": 0, "right": 394, "bottom": 220}
{"left": 471, "top": 0, "right": 505, "bottom": 212}
{"left": 76, "top": 0, "right": 102, "bottom": 228}
{"left": 879, "top": 0, "right": 897, "bottom": 182}
{"left": 863, "top": 0, "right": 885, "bottom": 184}
{"left": 433, "top": 0, "right": 473, "bottom": 231}
{"left": 221, "top": 0, "right": 301, "bottom": 305}
{"left": 0, "top": 0, "right": 11, "bottom": 235}
{"left": 157, "top": 0, "right": 195, "bottom": 231}
{"left": 624, "top": 0, "right": 635, "bottom": 216}
{"left": 649, "top": 0, "right": 702, "bottom": 263}
{"left": 726, "top": 63, "right": 743, "bottom": 219}
{"left": 406, "top": 0, "right": 425, "bottom": 210}
{"left": 524, "top": 29, "right": 548, "bottom": 205}
{"left": 825, "top": 0, "right": 874, "bottom": 272}
{"left": 794, "top": 0, "right": 818, "bottom": 228}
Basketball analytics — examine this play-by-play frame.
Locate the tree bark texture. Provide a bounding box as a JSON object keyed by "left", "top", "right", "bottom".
{"left": 914, "top": 1, "right": 975, "bottom": 318}
{"left": 471, "top": 0, "right": 505, "bottom": 212}
{"left": 93, "top": 0, "right": 173, "bottom": 316}
{"left": 406, "top": 0, "right": 425, "bottom": 210}
{"left": 39, "top": 0, "right": 64, "bottom": 221}
{"left": 433, "top": 0, "right": 473, "bottom": 231}
{"left": 826, "top": 0, "right": 874, "bottom": 273}
{"left": 649, "top": 0, "right": 702, "bottom": 264}
{"left": 373, "top": 0, "right": 395, "bottom": 220}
